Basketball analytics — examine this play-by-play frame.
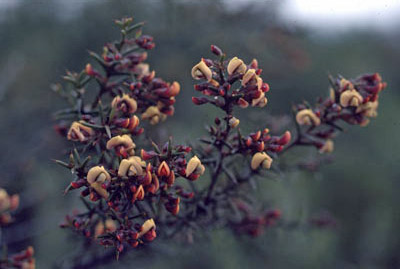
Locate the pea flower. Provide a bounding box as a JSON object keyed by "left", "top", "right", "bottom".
{"left": 118, "top": 156, "right": 146, "bottom": 177}
{"left": 106, "top": 135, "right": 136, "bottom": 157}
{"left": 251, "top": 152, "right": 273, "bottom": 170}
{"left": 185, "top": 156, "right": 205, "bottom": 178}
{"left": 227, "top": 57, "right": 247, "bottom": 75}
{"left": 67, "top": 121, "right": 94, "bottom": 142}
{"left": 191, "top": 60, "right": 212, "bottom": 82}
{"left": 340, "top": 89, "right": 363, "bottom": 107}
{"left": 141, "top": 106, "right": 166, "bottom": 125}
{"left": 319, "top": 139, "right": 334, "bottom": 154}
{"left": 87, "top": 166, "right": 111, "bottom": 199}
{"left": 111, "top": 94, "right": 138, "bottom": 114}
{"left": 295, "top": 109, "right": 321, "bottom": 126}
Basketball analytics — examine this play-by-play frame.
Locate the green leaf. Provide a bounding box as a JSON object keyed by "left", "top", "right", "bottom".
{"left": 98, "top": 101, "right": 105, "bottom": 125}
{"left": 80, "top": 121, "right": 105, "bottom": 129}
{"left": 125, "top": 22, "right": 144, "bottom": 34}
{"left": 167, "top": 136, "right": 173, "bottom": 156}
{"left": 80, "top": 197, "right": 92, "bottom": 210}
{"left": 63, "top": 75, "right": 78, "bottom": 86}
{"left": 151, "top": 141, "right": 161, "bottom": 154}
{"left": 73, "top": 148, "right": 81, "bottom": 166}
{"left": 63, "top": 183, "right": 73, "bottom": 195}
{"left": 88, "top": 50, "right": 106, "bottom": 66}
{"left": 105, "top": 125, "right": 112, "bottom": 139}
{"left": 53, "top": 159, "right": 72, "bottom": 169}
{"left": 79, "top": 156, "right": 91, "bottom": 169}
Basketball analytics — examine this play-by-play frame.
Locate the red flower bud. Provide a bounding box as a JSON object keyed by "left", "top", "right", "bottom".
{"left": 130, "top": 240, "right": 139, "bottom": 248}
{"left": 210, "top": 45, "right": 223, "bottom": 56}
{"left": 277, "top": 131, "right": 291, "bottom": 145}
{"left": 257, "top": 141, "right": 265, "bottom": 152}
{"left": 250, "top": 131, "right": 261, "bottom": 141}
{"left": 157, "top": 161, "right": 171, "bottom": 177}
{"left": 166, "top": 172, "right": 175, "bottom": 186}
{"left": 261, "top": 82, "right": 270, "bottom": 92}
{"left": 141, "top": 149, "right": 157, "bottom": 160}
{"left": 143, "top": 229, "right": 157, "bottom": 241}
{"left": 85, "top": 63, "right": 95, "bottom": 76}
{"left": 245, "top": 138, "right": 252, "bottom": 147}
{"left": 192, "top": 97, "right": 208, "bottom": 105}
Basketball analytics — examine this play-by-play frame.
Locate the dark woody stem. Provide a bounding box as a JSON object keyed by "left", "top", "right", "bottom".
{"left": 204, "top": 61, "right": 232, "bottom": 204}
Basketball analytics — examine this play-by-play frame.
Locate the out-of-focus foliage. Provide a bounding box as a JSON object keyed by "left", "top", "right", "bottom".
{"left": 0, "top": 0, "right": 399, "bottom": 268}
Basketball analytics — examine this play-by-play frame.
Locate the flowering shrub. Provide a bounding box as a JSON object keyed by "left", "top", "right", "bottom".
{"left": 0, "top": 188, "right": 35, "bottom": 269}
{"left": 53, "top": 17, "right": 386, "bottom": 262}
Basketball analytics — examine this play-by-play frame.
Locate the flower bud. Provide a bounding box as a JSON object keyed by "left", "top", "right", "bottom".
{"left": 132, "top": 185, "right": 145, "bottom": 202}
{"left": 210, "top": 45, "right": 223, "bottom": 56}
{"left": 127, "top": 115, "right": 140, "bottom": 130}
{"left": 106, "top": 135, "right": 136, "bottom": 157}
{"left": 157, "top": 161, "right": 171, "bottom": 177}
{"left": 229, "top": 117, "right": 240, "bottom": 128}
{"left": 237, "top": 98, "right": 249, "bottom": 108}
{"left": 319, "top": 139, "right": 334, "bottom": 154}
{"left": 340, "top": 89, "right": 363, "bottom": 107}
{"left": 165, "top": 171, "right": 175, "bottom": 186}
{"left": 147, "top": 174, "right": 160, "bottom": 194}
{"left": 295, "top": 109, "right": 321, "bottom": 126}
{"left": 115, "top": 115, "right": 140, "bottom": 131}
{"left": 9, "top": 194, "right": 19, "bottom": 211}
{"left": 250, "top": 58, "right": 258, "bottom": 69}
{"left": 169, "top": 81, "right": 181, "bottom": 97}
{"left": 251, "top": 152, "right": 273, "bottom": 170}
{"left": 67, "top": 121, "right": 94, "bottom": 142}
{"left": 185, "top": 156, "right": 205, "bottom": 177}
{"left": 227, "top": 57, "right": 247, "bottom": 75}
{"left": 257, "top": 141, "right": 265, "bottom": 152}
{"left": 85, "top": 63, "right": 95, "bottom": 76}
{"left": 111, "top": 94, "right": 137, "bottom": 114}
{"left": 0, "top": 188, "right": 10, "bottom": 212}
{"left": 191, "top": 96, "right": 209, "bottom": 105}
{"left": 143, "top": 228, "right": 157, "bottom": 242}
{"left": 191, "top": 60, "right": 212, "bottom": 82}
{"left": 277, "top": 131, "right": 291, "bottom": 145}
{"left": 250, "top": 131, "right": 262, "bottom": 141}
{"left": 329, "top": 88, "right": 336, "bottom": 101}
{"left": 165, "top": 197, "right": 180, "bottom": 216}
{"left": 138, "top": 218, "right": 156, "bottom": 238}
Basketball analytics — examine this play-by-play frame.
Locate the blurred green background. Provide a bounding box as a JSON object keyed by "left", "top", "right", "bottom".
{"left": 0, "top": 0, "right": 399, "bottom": 268}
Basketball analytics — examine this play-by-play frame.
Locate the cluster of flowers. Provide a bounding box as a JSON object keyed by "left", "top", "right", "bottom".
{"left": 232, "top": 200, "right": 281, "bottom": 237}
{"left": 191, "top": 45, "right": 270, "bottom": 109}
{"left": 188, "top": 46, "right": 291, "bottom": 237}
{"left": 0, "top": 188, "right": 35, "bottom": 269}
{"left": 61, "top": 135, "right": 205, "bottom": 253}
{"left": 191, "top": 46, "right": 291, "bottom": 174}
{"left": 56, "top": 18, "right": 205, "bottom": 255}
{"left": 0, "top": 188, "right": 19, "bottom": 225}
{"left": 0, "top": 246, "right": 35, "bottom": 269}
{"left": 63, "top": 17, "right": 181, "bottom": 146}
{"left": 294, "top": 73, "right": 386, "bottom": 153}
